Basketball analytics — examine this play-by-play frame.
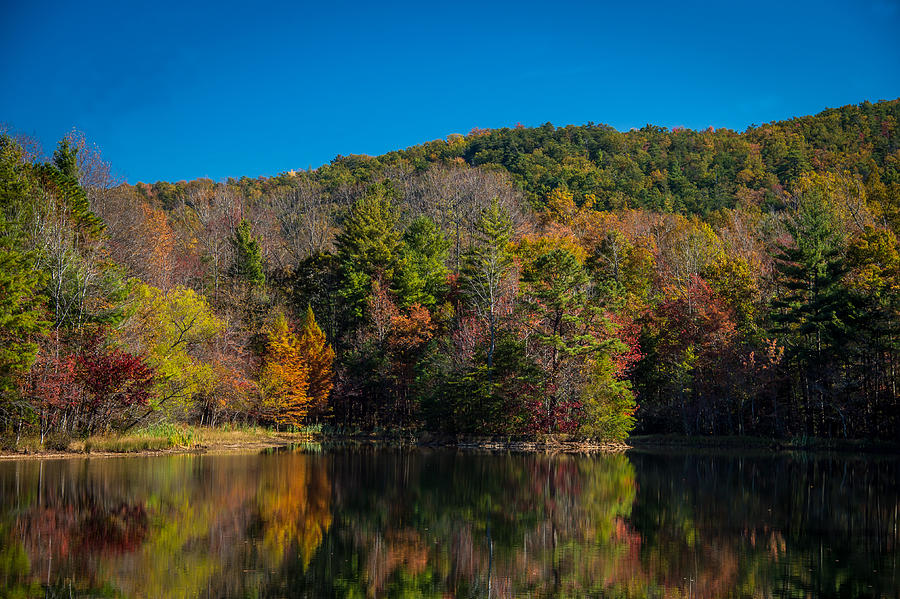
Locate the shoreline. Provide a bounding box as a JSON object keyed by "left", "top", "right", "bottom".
{"left": 0, "top": 433, "right": 632, "bottom": 460}
{"left": 628, "top": 434, "right": 900, "bottom": 454}
{"left": 0, "top": 433, "right": 310, "bottom": 461}
{"left": 1, "top": 431, "right": 897, "bottom": 461}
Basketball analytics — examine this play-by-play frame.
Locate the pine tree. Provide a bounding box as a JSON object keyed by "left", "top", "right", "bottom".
{"left": 395, "top": 216, "right": 450, "bottom": 309}
{"left": 41, "top": 138, "right": 104, "bottom": 236}
{"left": 0, "top": 137, "right": 49, "bottom": 417}
{"left": 52, "top": 138, "right": 79, "bottom": 178}
{"left": 770, "top": 187, "right": 854, "bottom": 435}
{"left": 461, "top": 199, "right": 515, "bottom": 372}
{"left": 334, "top": 186, "right": 401, "bottom": 321}
{"left": 230, "top": 219, "right": 265, "bottom": 286}
{"left": 0, "top": 239, "right": 47, "bottom": 398}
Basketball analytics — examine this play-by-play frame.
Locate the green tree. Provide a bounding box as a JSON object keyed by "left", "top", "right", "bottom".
{"left": 0, "top": 240, "right": 46, "bottom": 399}
{"left": 461, "top": 199, "right": 515, "bottom": 372}
{"left": 521, "top": 248, "right": 592, "bottom": 430}
{"left": 0, "top": 137, "right": 49, "bottom": 426}
{"left": 334, "top": 185, "right": 401, "bottom": 322}
{"left": 579, "top": 351, "right": 636, "bottom": 441}
{"left": 230, "top": 218, "right": 265, "bottom": 286}
{"left": 395, "top": 216, "right": 450, "bottom": 309}
{"left": 770, "top": 185, "right": 853, "bottom": 436}
{"left": 42, "top": 138, "right": 104, "bottom": 235}
{"left": 52, "top": 137, "right": 78, "bottom": 178}
{"left": 843, "top": 226, "right": 900, "bottom": 436}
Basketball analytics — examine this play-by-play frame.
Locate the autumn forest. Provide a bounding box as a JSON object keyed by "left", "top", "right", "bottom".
{"left": 2, "top": 98, "right": 899, "bottom": 443}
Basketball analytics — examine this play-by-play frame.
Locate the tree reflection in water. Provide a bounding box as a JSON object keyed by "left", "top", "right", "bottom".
{"left": 0, "top": 448, "right": 896, "bottom": 598}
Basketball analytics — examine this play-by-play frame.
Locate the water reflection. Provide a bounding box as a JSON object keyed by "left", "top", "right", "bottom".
{"left": 0, "top": 448, "right": 896, "bottom": 598}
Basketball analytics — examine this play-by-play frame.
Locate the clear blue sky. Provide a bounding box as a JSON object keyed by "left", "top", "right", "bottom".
{"left": 2, "top": 0, "right": 898, "bottom": 183}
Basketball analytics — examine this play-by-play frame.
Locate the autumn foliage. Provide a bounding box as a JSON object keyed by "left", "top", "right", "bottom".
{"left": 259, "top": 310, "right": 334, "bottom": 428}
{"left": 3, "top": 99, "right": 899, "bottom": 442}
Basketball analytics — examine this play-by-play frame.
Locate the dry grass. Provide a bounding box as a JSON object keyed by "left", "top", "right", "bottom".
{"left": 2, "top": 423, "right": 319, "bottom": 456}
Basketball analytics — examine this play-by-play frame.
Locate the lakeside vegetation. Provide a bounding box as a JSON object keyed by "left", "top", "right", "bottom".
{"left": 1, "top": 98, "right": 899, "bottom": 446}
{"left": 0, "top": 423, "right": 317, "bottom": 455}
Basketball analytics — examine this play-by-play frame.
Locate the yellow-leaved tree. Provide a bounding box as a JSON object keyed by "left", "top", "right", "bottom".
{"left": 259, "top": 312, "right": 310, "bottom": 428}
{"left": 295, "top": 306, "right": 335, "bottom": 420}
{"left": 124, "top": 284, "right": 224, "bottom": 420}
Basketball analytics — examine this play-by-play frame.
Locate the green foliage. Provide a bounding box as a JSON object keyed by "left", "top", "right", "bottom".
{"left": 424, "top": 335, "right": 542, "bottom": 435}
{"left": 522, "top": 248, "right": 591, "bottom": 354}
{"left": 461, "top": 200, "right": 515, "bottom": 371}
{"left": 3, "top": 100, "right": 899, "bottom": 441}
{"left": 335, "top": 186, "right": 401, "bottom": 321}
{"left": 770, "top": 186, "right": 850, "bottom": 360}
{"left": 0, "top": 523, "right": 41, "bottom": 598}
{"left": 42, "top": 138, "right": 104, "bottom": 235}
{"left": 52, "top": 137, "right": 78, "bottom": 178}
{"left": 578, "top": 354, "right": 636, "bottom": 441}
{"left": 230, "top": 218, "right": 265, "bottom": 286}
{"left": 0, "top": 143, "right": 49, "bottom": 400}
{"left": 0, "top": 244, "right": 46, "bottom": 397}
{"left": 395, "top": 216, "right": 450, "bottom": 309}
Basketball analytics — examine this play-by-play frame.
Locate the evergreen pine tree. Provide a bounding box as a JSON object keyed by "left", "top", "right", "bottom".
{"left": 395, "top": 216, "right": 450, "bottom": 309}
{"left": 770, "top": 187, "right": 854, "bottom": 435}
{"left": 461, "top": 199, "right": 515, "bottom": 372}
{"left": 230, "top": 219, "right": 265, "bottom": 286}
{"left": 42, "top": 138, "right": 104, "bottom": 235}
{"left": 0, "top": 137, "right": 49, "bottom": 405}
{"left": 334, "top": 185, "right": 401, "bottom": 321}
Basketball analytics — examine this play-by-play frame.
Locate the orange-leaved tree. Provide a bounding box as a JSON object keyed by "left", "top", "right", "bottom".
{"left": 259, "top": 312, "right": 310, "bottom": 428}
{"left": 296, "top": 306, "right": 335, "bottom": 420}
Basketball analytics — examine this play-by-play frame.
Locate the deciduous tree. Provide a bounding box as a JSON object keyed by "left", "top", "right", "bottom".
{"left": 259, "top": 312, "right": 311, "bottom": 428}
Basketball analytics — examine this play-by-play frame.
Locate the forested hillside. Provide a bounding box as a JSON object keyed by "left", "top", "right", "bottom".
{"left": 2, "top": 98, "right": 898, "bottom": 442}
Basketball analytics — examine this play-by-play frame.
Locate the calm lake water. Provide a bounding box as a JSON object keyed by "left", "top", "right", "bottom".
{"left": 0, "top": 446, "right": 897, "bottom": 598}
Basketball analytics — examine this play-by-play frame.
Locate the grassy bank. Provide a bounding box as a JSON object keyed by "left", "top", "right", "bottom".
{"left": 0, "top": 423, "right": 318, "bottom": 457}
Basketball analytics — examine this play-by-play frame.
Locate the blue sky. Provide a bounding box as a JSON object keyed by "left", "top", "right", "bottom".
{"left": 2, "top": 0, "right": 898, "bottom": 183}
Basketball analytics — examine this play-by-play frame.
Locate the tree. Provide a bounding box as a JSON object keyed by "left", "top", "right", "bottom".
{"left": 45, "top": 138, "right": 104, "bottom": 236}
{"left": 124, "top": 284, "right": 225, "bottom": 420}
{"left": 52, "top": 138, "right": 78, "bottom": 178}
{"left": 259, "top": 312, "right": 311, "bottom": 428}
{"left": 521, "top": 245, "right": 639, "bottom": 437}
{"left": 387, "top": 303, "right": 435, "bottom": 424}
{"left": 395, "top": 216, "right": 450, "bottom": 309}
{"left": 461, "top": 199, "right": 516, "bottom": 372}
{"left": 271, "top": 179, "right": 332, "bottom": 264}
{"left": 334, "top": 186, "right": 401, "bottom": 322}
{"left": 26, "top": 330, "right": 155, "bottom": 437}
{"left": 296, "top": 306, "right": 335, "bottom": 419}
{"left": 75, "top": 332, "right": 155, "bottom": 435}
{"left": 578, "top": 351, "right": 637, "bottom": 441}
{"left": 0, "top": 243, "right": 46, "bottom": 399}
{"left": 770, "top": 183, "right": 853, "bottom": 436}
{"left": 178, "top": 182, "right": 240, "bottom": 300}
{"left": 230, "top": 218, "right": 265, "bottom": 287}
{"left": 651, "top": 275, "right": 738, "bottom": 434}
{"left": 521, "top": 247, "right": 592, "bottom": 430}
{"left": 842, "top": 226, "right": 900, "bottom": 436}
{"left": 0, "top": 139, "right": 48, "bottom": 406}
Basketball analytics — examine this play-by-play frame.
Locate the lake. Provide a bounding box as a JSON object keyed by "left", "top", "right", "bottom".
{"left": 0, "top": 446, "right": 897, "bottom": 598}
